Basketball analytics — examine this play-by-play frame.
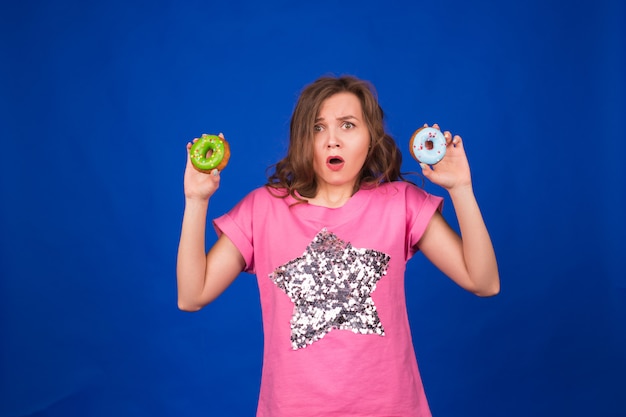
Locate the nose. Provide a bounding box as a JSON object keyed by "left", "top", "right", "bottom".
{"left": 327, "top": 131, "right": 341, "bottom": 148}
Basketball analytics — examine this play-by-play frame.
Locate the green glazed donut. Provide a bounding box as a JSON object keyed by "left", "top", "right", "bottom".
{"left": 190, "top": 134, "right": 231, "bottom": 172}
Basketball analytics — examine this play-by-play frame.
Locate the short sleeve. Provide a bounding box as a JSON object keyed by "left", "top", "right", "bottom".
{"left": 405, "top": 185, "right": 444, "bottom": 259}
{"left": 213, "top": 191, "right": 257, "bottom": 274}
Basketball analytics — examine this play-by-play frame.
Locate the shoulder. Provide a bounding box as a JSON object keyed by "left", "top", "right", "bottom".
{"left": 369, "top": 181, "right": 443, "bottom": 214}
{"left": 218, "top": 186, "right": 283, "bottom": 229}
{"left": 235, "top": 185, "right": 289, "bottom": 209}
{"left": 368, "top": 181, "right": 432, "bottom": 200}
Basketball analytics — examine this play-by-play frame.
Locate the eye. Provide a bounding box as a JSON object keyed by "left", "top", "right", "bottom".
{"left": 314, "top": 124, "right": 324, "bottom": 132}
{"left": 342, "top": 121, "right": 355, "bottom": 129}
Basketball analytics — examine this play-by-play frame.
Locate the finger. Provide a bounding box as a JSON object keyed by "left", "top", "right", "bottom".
{"left": 420, "top": 163, "right": 435, "bottom": 181}
{"left": 452, "top": 134, "right": 462, "bottom": 146}
{"left": 432, "top": 123, "right": 440, "bottom": 130}
{"left": 211, "top": 169, "right": 220, "bottom": 177}
{"left": 444, "top": 131, "right": 453, "bottom": 144}
{"left": 218, "top": 132, "right": 224, "bottom": 139}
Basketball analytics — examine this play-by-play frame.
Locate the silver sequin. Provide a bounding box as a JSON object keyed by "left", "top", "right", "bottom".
{"left": 269, "top": 228, "right": 390, "bottom": 350}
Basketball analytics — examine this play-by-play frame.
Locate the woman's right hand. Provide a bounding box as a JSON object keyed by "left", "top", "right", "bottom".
{"left": 183, "top": 134, "right": 223, "bottom": 201}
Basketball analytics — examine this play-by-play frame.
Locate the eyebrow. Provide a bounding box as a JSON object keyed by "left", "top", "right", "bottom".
{"left": 315, "top": 115, "right": 359, "bottom": 122}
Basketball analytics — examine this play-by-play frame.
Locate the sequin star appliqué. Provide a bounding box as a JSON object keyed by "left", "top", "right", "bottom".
{"left": 269, "top": 228, "right": 390, "bottom": 350}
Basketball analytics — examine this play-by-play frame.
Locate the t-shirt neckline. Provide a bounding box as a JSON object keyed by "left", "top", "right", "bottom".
{"left": 285, "top": 186, "right": 373, "bottom": 225}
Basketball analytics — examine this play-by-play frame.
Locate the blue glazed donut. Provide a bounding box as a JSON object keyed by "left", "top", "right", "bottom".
{"left": 409, "top": 127, "right": 447, "bottom": 165}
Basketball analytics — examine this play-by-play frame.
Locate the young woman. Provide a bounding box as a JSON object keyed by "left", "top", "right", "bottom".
{"left": 177, "top": 75, "right": 499, "bottom": 417}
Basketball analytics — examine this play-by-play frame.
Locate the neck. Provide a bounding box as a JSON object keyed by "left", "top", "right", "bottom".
{"left": 308, "top": 184, "right": 355, "bottom": 208}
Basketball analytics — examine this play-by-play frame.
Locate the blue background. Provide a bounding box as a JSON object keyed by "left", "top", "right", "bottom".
{"left": 1, "top": 0, "right": 625, "bottom": 416}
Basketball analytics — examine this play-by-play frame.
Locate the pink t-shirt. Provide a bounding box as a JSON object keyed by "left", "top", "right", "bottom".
{"left": 214, "top": 181, "right": 443, "bottom": 417}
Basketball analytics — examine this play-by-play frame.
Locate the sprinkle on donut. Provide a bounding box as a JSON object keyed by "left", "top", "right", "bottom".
{"left": 409, "top": 127, "right": 446, "bottom": 165}
{"left": 190, "top": 134, "right": 231, "bottom": 173}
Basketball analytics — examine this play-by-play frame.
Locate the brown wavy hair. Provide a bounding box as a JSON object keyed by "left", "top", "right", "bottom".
{"left": 266, "top": 75, "right": 407, "bottom": 201}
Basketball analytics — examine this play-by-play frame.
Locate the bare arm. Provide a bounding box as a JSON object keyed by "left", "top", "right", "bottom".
{"left": 176, "top": 199, "right": 245, "bottom": 311}
{"left": 419, "top": 187, "right": 499, "bottom": 296}
{"left": 418, "top": 125, "right": 500, "bottom": 296}
{"left": 176, "top": 136, "right": 245, "bottom": 311}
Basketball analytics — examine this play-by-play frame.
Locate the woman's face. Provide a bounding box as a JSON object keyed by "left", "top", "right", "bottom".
{"left": 312, "top": 92, "right": 371, "bottom": 193}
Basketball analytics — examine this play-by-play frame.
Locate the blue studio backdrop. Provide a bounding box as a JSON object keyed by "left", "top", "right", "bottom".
{"left": 1, "top": 1, "right": 625, "bottom": 416}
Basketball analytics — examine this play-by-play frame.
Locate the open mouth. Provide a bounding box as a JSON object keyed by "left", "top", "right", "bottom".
{"left": 326, "top": 156, "right": 345, "bottom": 171}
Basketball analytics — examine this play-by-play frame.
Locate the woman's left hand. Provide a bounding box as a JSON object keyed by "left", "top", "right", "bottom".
{"left": 419, "top": 123, "right": 472, "bottom": 191}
